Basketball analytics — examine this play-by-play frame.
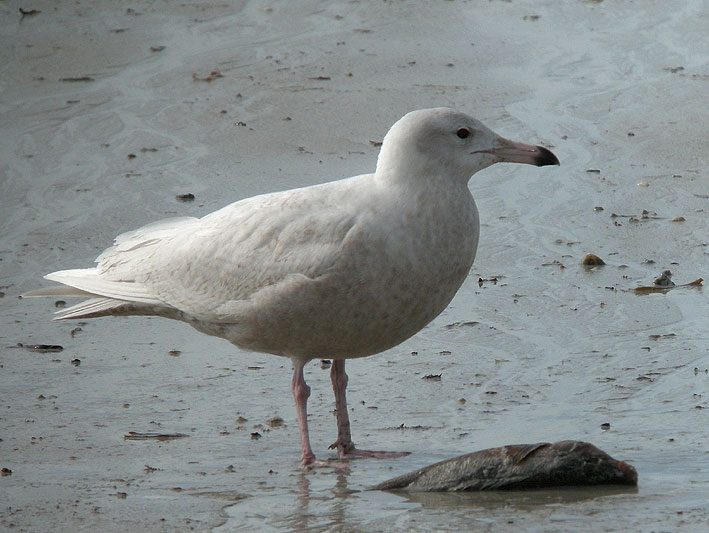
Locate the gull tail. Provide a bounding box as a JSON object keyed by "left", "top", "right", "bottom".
{"left": 23, "top": 268, "right": 165, "bottom": 321}
{"left": 22, "top": 285, "right": 95, "bottom": 298}
{"left": 54, "top": 297, "right": 130, "bottom": 320}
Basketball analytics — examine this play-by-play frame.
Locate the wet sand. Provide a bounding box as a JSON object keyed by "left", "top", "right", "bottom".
{"left": 2, "top": 0, "right": 708, "bottom": 530}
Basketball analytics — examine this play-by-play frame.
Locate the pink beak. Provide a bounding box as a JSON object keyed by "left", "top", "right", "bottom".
{"left": 475, "top": 137, "right": 559, "bottom": 167}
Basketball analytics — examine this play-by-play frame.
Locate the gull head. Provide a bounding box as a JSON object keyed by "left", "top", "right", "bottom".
{"left": 376, "top": 107, "right": 559, "bottom": 183}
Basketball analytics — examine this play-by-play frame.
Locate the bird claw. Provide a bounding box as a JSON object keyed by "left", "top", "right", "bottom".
{"left": 328, "top": 440, "right": 410, "bottom": 460}
{"left": 301, "top": 458, "right": 350, "bottom": 470}
{"left": 341, "top": 449, "right": 411, "bottom": 460}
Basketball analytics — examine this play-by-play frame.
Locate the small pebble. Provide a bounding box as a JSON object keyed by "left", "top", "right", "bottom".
{"left": 653, "top": 270, "right": 675, "bottom": 287}
{"left": 581, "top": 253, "right": 605, "bottom": 266}
{"left": 267, "top": 416, "right": 284, "bottom": 428}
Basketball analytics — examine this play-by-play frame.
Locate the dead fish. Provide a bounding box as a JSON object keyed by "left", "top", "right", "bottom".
{"left": 372, "top": 441, "right": 637, "bottom": 491}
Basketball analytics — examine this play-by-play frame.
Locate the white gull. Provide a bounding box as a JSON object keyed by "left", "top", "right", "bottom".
{"left": 24, "top": 107, "right": 559, "bottom": 467}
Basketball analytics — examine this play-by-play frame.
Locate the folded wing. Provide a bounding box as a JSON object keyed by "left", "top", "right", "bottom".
{"left": 26, "top": 180, "right": 362, "bottom": 322}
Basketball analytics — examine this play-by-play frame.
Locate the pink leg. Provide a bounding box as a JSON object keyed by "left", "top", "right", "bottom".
{"left": 291, "top": 359, "right": 317, "bottom": 467}
{"left": 329, "top": 359, "right": 355, "bottom": 454}
{"left": 328, "top": 359, "right": 410, "bottom": 460}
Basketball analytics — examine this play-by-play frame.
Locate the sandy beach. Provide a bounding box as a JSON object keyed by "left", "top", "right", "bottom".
{"left": 1, "top": 0, "right": 708, "bottom": 530}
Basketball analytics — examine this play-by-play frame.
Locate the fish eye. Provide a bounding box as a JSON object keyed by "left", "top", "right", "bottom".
{"left": 456, "top": 128, "right": 470, "bottom": 139}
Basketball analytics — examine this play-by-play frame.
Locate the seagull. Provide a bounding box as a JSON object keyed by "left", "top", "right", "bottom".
{"left": 24, "top": 108, "right": 559, "bottom": 467}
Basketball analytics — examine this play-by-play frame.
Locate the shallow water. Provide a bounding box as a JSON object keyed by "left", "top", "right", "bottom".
{"left": 1, "top": 0, "right": 708, "bottom": 531}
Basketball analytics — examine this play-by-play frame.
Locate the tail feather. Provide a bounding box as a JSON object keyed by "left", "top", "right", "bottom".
{"left": 25, "top": 217, "right": 195, "bottom": 320}
{"left": 53, "top": 297, "right": 127, "bottom": 320}
{"left": 22, "top": 286, "right": 94, "bottom": 298}
{"left": 25, "top": 267, "right": 167, "bottom": 320}
{"left": 44, "top": 269, "right": 162, "bottom": 305}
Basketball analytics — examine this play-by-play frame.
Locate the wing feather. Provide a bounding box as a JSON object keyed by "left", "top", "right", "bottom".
{"left": 30, "top": 176, "right": 369, "bottom": 322}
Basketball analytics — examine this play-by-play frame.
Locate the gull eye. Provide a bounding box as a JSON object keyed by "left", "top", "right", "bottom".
{"left": 456, "top": 128, "right": 470, "bottom": 139}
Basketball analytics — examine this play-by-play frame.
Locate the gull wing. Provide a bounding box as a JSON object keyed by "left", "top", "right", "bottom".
{"left": 37, "top": 178, "right": 365, "bottom": 322}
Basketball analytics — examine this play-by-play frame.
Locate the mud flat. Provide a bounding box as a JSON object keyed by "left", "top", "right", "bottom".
{"left": 2, "top": 0, "right": 708, "bottom": 531}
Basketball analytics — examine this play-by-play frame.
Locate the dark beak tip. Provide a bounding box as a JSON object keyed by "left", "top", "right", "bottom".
{"left": 536, "top": 146, "right": 560, "bottom": 167}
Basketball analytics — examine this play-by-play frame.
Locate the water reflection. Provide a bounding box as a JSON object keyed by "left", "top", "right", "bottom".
{"left": 283, "top": 467, "right": 358, "bottom": 531}
{"left": 222, "top": 460, "right": 638, "bottom": 532}
{"left": 394, "top": 485, "right": 639, "bottom": 510}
